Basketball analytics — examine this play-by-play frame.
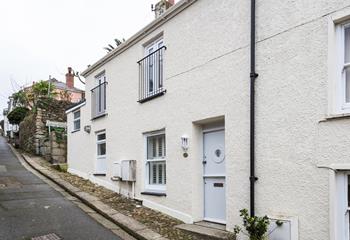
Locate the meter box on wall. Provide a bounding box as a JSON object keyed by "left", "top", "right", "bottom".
{"left": 121, "top": 160, "right": 136, "bottom": 182}
{"left": 269, "top": 216, "right": 298, "bottom": 240}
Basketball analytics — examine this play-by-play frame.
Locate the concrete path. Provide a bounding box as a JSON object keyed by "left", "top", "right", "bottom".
{"left": 0, "top": 137, "right": 123, "bottom": 240}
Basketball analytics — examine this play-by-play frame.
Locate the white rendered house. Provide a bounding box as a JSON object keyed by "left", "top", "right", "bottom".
{"left": 66, "top": 0, "right": 350, "bottom": 239}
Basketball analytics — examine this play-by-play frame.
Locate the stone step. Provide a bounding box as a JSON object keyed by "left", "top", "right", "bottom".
{"left": 175, "top": 222, "right": 231, "bottom": 240}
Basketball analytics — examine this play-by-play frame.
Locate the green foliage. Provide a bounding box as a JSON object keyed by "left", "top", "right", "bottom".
{"left": 51, "top": 127, "right": 66, "bottom": 144}
{"left": 234, "top": 209, "right": 283, "bottom": 240}
{"left": 104, "top": 38, "right": 126, "bottom": 52}
{"left": 32, "top": 80, "right": 56, "bottom": 97}
{"left": 12, "top": 90, "right": 27, "bottom": 106}
{"left": 7, "top": 107, "right": 30, "bottom": 125}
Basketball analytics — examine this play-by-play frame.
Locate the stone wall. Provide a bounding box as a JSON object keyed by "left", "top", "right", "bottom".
{"left": 19, "top": 97, "right": 70, "bottom": 163}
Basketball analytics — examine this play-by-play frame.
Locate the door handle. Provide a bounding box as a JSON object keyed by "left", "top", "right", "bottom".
{"left": 202, "top": 161, "right": 207, "bottom": 164}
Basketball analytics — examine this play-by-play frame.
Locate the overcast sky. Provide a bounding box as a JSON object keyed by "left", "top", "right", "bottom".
{"left": 0, "top": 0, "right": 174, "bottom": 119}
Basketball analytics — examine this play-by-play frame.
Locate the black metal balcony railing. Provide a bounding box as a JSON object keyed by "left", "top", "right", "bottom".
{"left": 91, "top": 82, "right": 107, "bottom": 119}
{"left": 138, "top": 46, "right": 166, "bottom": 103}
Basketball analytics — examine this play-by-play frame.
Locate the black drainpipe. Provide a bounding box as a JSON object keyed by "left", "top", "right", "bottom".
{"left": 250, "top": 0, "right": 258, "bottom": 217}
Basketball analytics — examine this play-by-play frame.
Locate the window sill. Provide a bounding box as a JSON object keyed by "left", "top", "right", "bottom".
{"left": 93, "top": 173, "right": 106, "bottom": 177}
{"left": 71, "top": 129, "right": 80, "bottom": 133}
{"left": 138, "top": 90, "right": 166, "bottom": 103}
{"left": 91, "top": 113, "right": 107, "bottom": 121}
{"left": 141, "top": 191, "right": 167, "bottom": 197}
{"left": 319, "top": 112, "right": 350, "bottom": 122}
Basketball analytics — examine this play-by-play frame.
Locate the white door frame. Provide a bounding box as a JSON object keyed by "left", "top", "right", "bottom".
{"left": 202, "top": 127, "right": 226, "bottom": 224}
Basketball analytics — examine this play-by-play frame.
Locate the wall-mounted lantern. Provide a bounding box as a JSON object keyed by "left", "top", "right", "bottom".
{"left": 84, "top": 125, "right": 91, "bottom": 133}
{"left": 181, "top": 135, "right": 189, "bottom": 157}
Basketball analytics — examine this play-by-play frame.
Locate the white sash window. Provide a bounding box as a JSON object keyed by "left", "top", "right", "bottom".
{"left": 145, "top": 131, "right": 166, "bottom": 192}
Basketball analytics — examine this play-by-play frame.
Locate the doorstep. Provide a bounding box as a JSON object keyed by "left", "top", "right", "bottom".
{"left": 176, "top": 221, "right": 230, "bottom": 240}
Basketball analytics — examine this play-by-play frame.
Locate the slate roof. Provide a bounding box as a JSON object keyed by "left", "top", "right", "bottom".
{"left": 48, "top": 78, "right": 84, "bottom": 93}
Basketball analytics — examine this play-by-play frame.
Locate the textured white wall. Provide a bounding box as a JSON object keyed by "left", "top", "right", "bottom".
{"left": 67, "top": 0, "right": 350, "bottom": 239}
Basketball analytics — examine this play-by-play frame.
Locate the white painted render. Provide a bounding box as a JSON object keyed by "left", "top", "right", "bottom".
{"left": 67, "top": 1, "right": 350, "bottom": 239}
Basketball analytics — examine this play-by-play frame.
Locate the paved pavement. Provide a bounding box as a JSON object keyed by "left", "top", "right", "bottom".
{"left": 0, "top": 137, "right": 122, "bottom": 240}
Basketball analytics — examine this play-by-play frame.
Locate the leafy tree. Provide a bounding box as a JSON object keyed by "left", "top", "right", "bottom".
{"left": 12, "top": 90, "right": 28, "bottom": 107}
{"left": 26, "top": 81, "right": 56, "bottom": 108}
{"left": 7, "top": 107, "right": 29, "bottom": 125}
{"left": 104, "top": 38, "right": 126, "bottom": 52}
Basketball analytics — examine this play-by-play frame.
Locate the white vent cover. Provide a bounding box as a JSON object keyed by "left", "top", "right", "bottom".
{"left": 268, "top": 216, "right": 298, "bottom": 240}
{"left": 121, "top": 160, "right": 136, "bottom": 182}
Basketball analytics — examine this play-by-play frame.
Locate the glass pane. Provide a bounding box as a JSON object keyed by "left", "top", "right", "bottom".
{"left": 97, "top": 133, "right": 106, "bottom": 141}
{"left": 159, "top": 164, "right": 163, "bottom": 184}
{"left": 149, "top": 161, "right": 166, "bottom": 185}
{"left": 346, "top": 68, "right": 350, "bottom": 103}
{"left": 151, "top": 162, "right": 157, "bottom": 184}
{"left": 74, "top": 120, "right": 80, "bottom": 130}
{"left": 97, "top": 143, "right": 106, "bottom": 156}
{"left": 147, "top": 134, "right": 165, "bottom": 159}
{"left": 74, "top": 111, "right": 80, "bottom": 119}
{"left": 345, "top": 26, "right": 350, "bottom": 63}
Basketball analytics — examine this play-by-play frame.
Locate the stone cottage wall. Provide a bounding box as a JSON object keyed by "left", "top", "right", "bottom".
{"left": 19, "top": 97, "right": 70, "bottom": 163}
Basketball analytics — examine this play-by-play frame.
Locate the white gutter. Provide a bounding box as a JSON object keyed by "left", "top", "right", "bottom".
{"left": 65, "top": 101, "right": 86, "bottom": 114}
{"left": 81, "top": 0, "right": 197, "bottom": 77}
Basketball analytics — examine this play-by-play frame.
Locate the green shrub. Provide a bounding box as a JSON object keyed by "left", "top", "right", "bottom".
{"left": 234, "top": 209, "right": 283, "bottom": 240}
{"left": 7, "top": 107, "right": 29, "bottom": 125}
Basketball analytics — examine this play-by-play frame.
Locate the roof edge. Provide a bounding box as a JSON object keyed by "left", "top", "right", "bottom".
{"left": 81, "top": 0, "right": 197, "bottom": 78}
{"left": 65, "top": 100, "right": 86, "bottom": 114}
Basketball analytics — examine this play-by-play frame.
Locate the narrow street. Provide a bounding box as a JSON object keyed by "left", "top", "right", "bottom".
{"left": 0, "top": 137, "right": 122, "bottom": 240}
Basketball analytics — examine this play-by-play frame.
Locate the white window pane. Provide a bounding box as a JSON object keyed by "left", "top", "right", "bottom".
{"left": 97, "top": 133, "right": 106, "bottom": 141}
{"left": 159, "top": 164, "right": 163, "bottom": 184}
{"left": 149, "top": 161, "right": 166, "bottom": 185}
{"left": 158, "top": 137, "right": 163, "bottom": 157}
{"left": 97, "top": 143, "right": 106, "bottom": 156}
{"left": 346, "top": 68, "right": 350, "bottom": 103}
{"left": 74, "top": 120, "right": 80, "bottom": 130}
{"left": 74, "top": 111, "right": 80, "bottom": 119}
{"left": 345, "top": 26, "right": 350, "bottom": 63}
{"left": 147, "top": 134, "right": 165, "bottom": 159}
{"left": 151, "top": 162, "right": 157, "bottom": 184}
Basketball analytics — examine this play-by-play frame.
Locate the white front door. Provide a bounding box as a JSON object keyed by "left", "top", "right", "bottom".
{"left": 95, "top": 131, "right": 107, "bottom": 174}
{"left": 203, "top": 130, "right": 226, "bottom": 224}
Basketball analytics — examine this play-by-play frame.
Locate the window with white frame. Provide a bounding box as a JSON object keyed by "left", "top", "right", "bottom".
{"left": 95, "top": 131, "right": 107, "bottom": 174}
{"left": 138, "top": 38, "right": 166, "bottom": 102}
{"left": 336, "top": 172, "right": 350, "bottom": 240}
{"left": 145, "top": 132, "right": 166, "bottom": 191}
{"left": 73, "top": 110, "right": 80, "bottom": 131}
{"left": 336, "top": 22, "right": 350, "bottom": 113}
{"left": 91, "top": 72, "right": 107, "bottom": 118}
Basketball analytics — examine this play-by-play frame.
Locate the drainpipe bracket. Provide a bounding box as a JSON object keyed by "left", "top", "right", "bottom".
{"left": 250, "top": 72, "right": 259, "bottom": 78}
{"left": 249, "top": 176, "right": 258, "bottom": 182}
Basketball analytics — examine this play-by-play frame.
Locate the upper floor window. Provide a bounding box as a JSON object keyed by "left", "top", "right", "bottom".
{"left": 73, "top": 110, "right": 81, "bottom": 131}
{"left": 334, "top": 22, "right": 350, "bottom": 113}
{"left": 138, "top": 38, "right": 166, "bottom": 103}
{"left": 91, "top": 72, "right": 107, "bottom": 119}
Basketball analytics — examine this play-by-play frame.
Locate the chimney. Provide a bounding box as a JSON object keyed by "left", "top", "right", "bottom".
{"left": 154, "top": 0, "right": 175, "bottom": 18}
{"left": 65, "top": 67, "right": 74, "bottom": 88}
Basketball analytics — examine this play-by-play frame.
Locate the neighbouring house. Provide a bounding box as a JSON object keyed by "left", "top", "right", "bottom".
{"left": 3, "top": 67, "right": 84, "bottom": 141}
{"left": 16, "top": 67, "right": 85, "bottom": 162}
{"left": 3, "top": 97, "right": 19, "bottom": 139}
{"left": 24, "top": 67, "right": 85, "bottom": 104}
{"left": 66, "top": 0, "right": 350, "bottom": 239}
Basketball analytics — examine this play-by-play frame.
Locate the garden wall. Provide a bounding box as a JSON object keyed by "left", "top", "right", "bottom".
{"left": 19, "top": 97, "right": 71, "bottom": 163}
